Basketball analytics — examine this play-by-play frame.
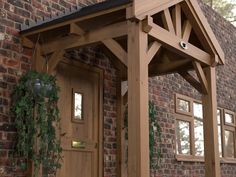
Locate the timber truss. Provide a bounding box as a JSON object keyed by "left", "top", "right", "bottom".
{"left": 20, "top": 0, "right": 224, "bottom": 177}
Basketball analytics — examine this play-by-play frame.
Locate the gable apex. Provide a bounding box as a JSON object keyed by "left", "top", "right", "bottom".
{"left": 133, "top": 0, "right": 225, "bottom": 65}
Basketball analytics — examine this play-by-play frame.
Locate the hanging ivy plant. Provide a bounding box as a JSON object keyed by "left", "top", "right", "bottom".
{"left": 148, "top": 101, "right": 161, "bottom": 169}
{"left": 124, "top": 101, "right": 161, "bottom": 169}
{"left": 11, "top": 70, "right": 63, "bottom": 177}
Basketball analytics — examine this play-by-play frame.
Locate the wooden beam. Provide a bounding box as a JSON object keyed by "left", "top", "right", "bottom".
{"left": 47, "top": 50, "right": 65, "bottom": 74}
{"left": 102, "top": 39, "right": 128, "bottom": 67}
{"left": 162, "top": 9, "right": 175, "bottom": 33}
{"left": 181, "top": 0, "right": 224, "bottom": 64}
{"left": 101, "top": 46, "right": 127, "bottom": 78}
{"left": 21, "top": 37, "right": 34, "bottom": 48}
{"left": 70, "top": 23, "right": 85, "bottom": 36}
{"left": 202, "top": 66, "right": 220, "bottom": 177}
{"left": 172, "top": 4, "right": 182, "bottom": 37}
{"left": 143, "top": 19, "right": 212, "bottom": 65}
{"left": 182, "top": 20, "right": 192, "bottom": 41}
{"left": 142, "top": 16, "right": 153, "bottom": 33}
{"left": 193, "top": 61, "right": 208, "bottom": 94}
{"left": 133, "top": 0, "right": 184, "bottom": 20}
{"left": 42, "top": 21, "right": 128, "bottom": 54}
{"left": 21, "top": 4, "right": 130, "bottom": 37}
{"left": 179, "top": 71, "right": 203, "bottom": 93}
{"left": 147, "top": 41, "right": 161, "bottom": 64}
{"left": 127, "top": 21, "right": 149, "bottom": 177}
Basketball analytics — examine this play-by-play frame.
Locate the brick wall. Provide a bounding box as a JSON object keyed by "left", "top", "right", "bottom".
{"left": 148, "top": 1, "right": 236, "bottom": 177}
{"left": 0, "top": 0, "right": 236, "bottom": 177}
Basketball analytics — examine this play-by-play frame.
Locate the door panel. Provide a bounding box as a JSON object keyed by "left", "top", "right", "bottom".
{"left": 56, "top": 62, "right": 100, "bottom": 177}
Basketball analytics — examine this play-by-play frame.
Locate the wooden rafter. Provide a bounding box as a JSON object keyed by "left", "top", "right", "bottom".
{"left": 21, "top": 3, "right": 130, "bottom": 37}
{"left": 193, "top": 61, "right": 208, "bottom": 94}
{"left": 179, "top": 71, "right": 203, "bottom": 93}
{"left": 22, "top": 37, "right": 34, "bottom": 49}
{"left": 147, "top": 41, "right": 161, "bottom": 64}
{"left": 70, "top": 23, "right": 85, "bottom": 36}
{"left": 133, "top": 0, "right": 184, "bottom": 20}
{"left": 172, "top": 4, "right": 182, "bottom": 37}
{"left": 102, "top": 39, "right": 128, "bottom": 67}
{"left": 180, "top": 0, "right": 224, "bottom": 64}
{"left": 47, "top": 50, "right": 65, "bottom": 74}
{"left": 42, "top": 21, "right": 128, "bottom": 54}
{"left": 162, "top": 9, "right": 175, "bottom": 33}
{"left": 182, "top": 20, "right": 192, "bottom": 41}
{"left": 143, "top": 17, "right": 212, "bottom": 65}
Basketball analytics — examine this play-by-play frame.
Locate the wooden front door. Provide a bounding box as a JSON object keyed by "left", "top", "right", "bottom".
{"left": 56, "top": 61, "right": 103, "bottom": 177}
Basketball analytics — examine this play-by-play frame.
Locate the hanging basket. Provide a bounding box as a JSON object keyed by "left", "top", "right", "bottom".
{"left": 27, "top": 78, "right": 53, "bottom": 98}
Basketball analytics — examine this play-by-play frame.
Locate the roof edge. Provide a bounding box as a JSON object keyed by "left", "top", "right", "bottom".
{"left": 20, "top": 0, "right": 131, "bottom": 35}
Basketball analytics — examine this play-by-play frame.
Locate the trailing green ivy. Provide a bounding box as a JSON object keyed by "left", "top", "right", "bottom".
{"left": 11, "top": 70, "right": 62, "bottom": 177}
{"left": 124, "top": 101, "right": 161, "bottom": 169}
{"left": 149, "top": 101, "right": 161, "bottom": 169}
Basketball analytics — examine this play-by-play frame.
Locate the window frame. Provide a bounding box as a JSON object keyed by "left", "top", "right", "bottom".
{"left": 175, "top": 93, "right": 236, "bottom": 163}
{"left": 222, "top": 109, "right": 236, "bottom": 159}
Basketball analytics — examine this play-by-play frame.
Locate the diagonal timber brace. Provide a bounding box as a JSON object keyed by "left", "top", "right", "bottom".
{"left": 102, "top": 39, "right": 128, "bottom": 67}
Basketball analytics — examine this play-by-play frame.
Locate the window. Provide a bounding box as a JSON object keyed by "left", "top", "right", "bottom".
{"left": 175, "top": 94, "right": 236, "bottom": 161}
{"left": 72, "top": 89, "right": 84, "bottom": 122}
{"left": 176, "top": 120, "right": 191, "bottom": 155}
{"left": 175, "top": 94, "right": 204, "bottom": 158}
{"left": 219, "top": 109, "right": 236, "bottom": 159}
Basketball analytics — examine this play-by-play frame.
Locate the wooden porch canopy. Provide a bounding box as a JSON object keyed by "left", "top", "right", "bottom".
{"left": 20, "top": 0, "right": 224, "bottom": 177}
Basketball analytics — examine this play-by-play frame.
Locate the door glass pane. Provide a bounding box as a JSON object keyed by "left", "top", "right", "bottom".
{"left": 193, "top": 102, "right": 203, "bottom": 119}
{"left": 225, "top": 130, "right": 235, "bottom": 158}
{"left": 177, "top": 99, "right": 190, "bottom": 113}
{"left": 225, "top": 113, "right": 234, "bottom": 124}
{"left": 74, "top": 92, "right": 83, "bottom": 120}
{"left": 176, "top": 120, "right": 190, "bottom": 155}
{"left": 194, "top": 118, "right": 204, "bottom": 156}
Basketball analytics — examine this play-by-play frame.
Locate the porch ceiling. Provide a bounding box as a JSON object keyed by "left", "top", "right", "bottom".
{"left": 20, "top": 0, "right": 224, "bottom": 94}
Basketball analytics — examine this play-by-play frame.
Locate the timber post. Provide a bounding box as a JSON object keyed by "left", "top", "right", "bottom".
{"left": 202, "top": 66, "right": 220, "bottom": 177}
{"left": 127, "top": 20, "right": 150, "bottom": 177}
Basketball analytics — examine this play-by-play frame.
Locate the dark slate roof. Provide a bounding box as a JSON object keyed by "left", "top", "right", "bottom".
{"left": 20, "top": 0, "right": 131, "bottom": 34}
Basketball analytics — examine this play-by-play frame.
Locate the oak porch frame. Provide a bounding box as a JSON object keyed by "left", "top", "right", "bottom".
{"left": 20, "top": 0, "right": 225, "bottom": 177}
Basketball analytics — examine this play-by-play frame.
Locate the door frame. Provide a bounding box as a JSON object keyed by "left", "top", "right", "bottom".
{"left": 59, "top": 58, "right": 104, "bottom": 177}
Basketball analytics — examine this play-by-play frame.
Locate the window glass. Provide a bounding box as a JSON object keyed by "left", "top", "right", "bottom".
{"left": 176, "top": 120, "right": 190, "bottom": 155}
{"left": 218, "top": 126, "right": 222, "bottom": 157}
{"left": 225, "top": 113, "right": 234, "bottom": 124}
{"left": 225, "top": 130, "right": 235, "bottom": 158}
{"left": 74, "top": 92, "right": 83, "bottom": 120}
{"left": 177, "top": 99, "right": 190, "bottom": 113}
{"left": 217, "top": 109, "right": 222, "bottom": 157}
{"left": 193, "top": 102, "right": 203, "bottom": 119}
{"left": 193, "top": 102, "right": 204, "bottom": 156}
{"left": 194, "top": 118, "right": 204, "bottom": 156}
